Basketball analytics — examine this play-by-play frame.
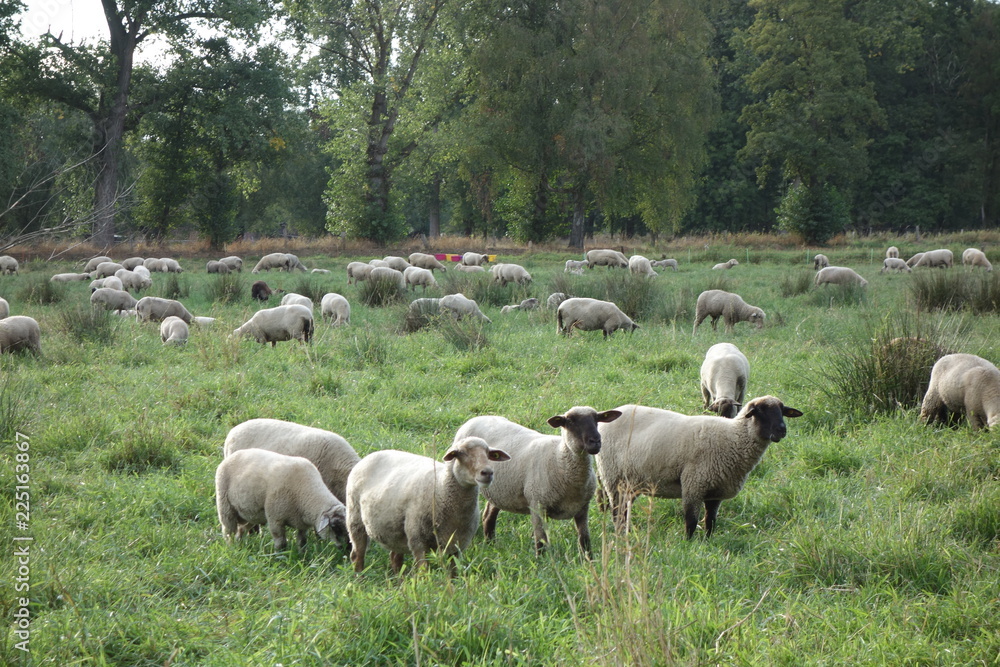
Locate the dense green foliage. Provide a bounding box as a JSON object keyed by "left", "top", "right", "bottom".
{"left": 1, "top": 242, "right": 998, "bottom": 663}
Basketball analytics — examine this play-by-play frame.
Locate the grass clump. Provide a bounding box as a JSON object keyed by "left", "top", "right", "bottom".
{"left": 205, "top": 273, "right": 246, "bottom": 304}
{"left": 808, "top": 282, "right": 867, "bottom": 307}
{"left": 292, "top": 276, "right": 326, "bottom": 303}
{"left": 359, "top": 276, "right": 404, "bottom": 307}
{"left": 0, "top": 371, "right": 32, "bottom": 442}
{"left": 780, "top": 270, "right": 814, "bottom": 297}
{"left": 15, "top": 275, "right": 65, "bottom": 304}
{"left": 911, "top": 269, "right": 1000, "bottom": 313}
{"left": 58, "top": 304, "right": 118, "bottom": 344}
{"left": 100, "top": 428, "right": 182, "bottom": 474}
{"left": 438, "top": 316, "right": 490, "bottom": 352}
{"left": 158, "top": 274, "right": 189, "bottom": 300}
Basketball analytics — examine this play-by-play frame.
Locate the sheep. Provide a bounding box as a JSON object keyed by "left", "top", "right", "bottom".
{"left": 92, "top": 276, "right": 123, "bottom": 292}
{"left": 596, "top": 396, "right": 803, "bottom": 538}
{"left": 0, "top": 256, "right": 19, "bottom": 275}
{"left": 232, "top": 304, "right": 313, "bottom": 346}
{"left": 585, "top": 249, "right": 628, "bottom": 269}
{"left": 346, "top": 261, "right": 373, "bottom": 284}
{"left": 500, "top": 298, "right": 540, "bottom": 314}
{"left": 962, "top": 248, "right": 993, "bottom": 272}
{"left": 251, "top": 280, "right": 280, "bottom": 302}
{"left": 651, "top": 258, "right": 678, "bottom": 271}
{"left": 557, "top": 297, "right": 637, "bottom": 338}
{"left": 440, "top": 293, "right": 491, "bottom": 323}
{"left": 491, "top": 263, "right": 532, "bottom": 286}
{"left": 453, "top": 263, "right": 486, "bottom": 273}
{"left": 132, "top": 265, "right": 151, "bottom": 279}
{"left": 206, "top": 260, "right": 231, "bottom": 274}
{"left": 280, "top": 292, "right": 314, "bottom": 310}
{"left": 565, "top": 259, "right": 589, "bottom": 273}
{"left": 320, "top": 292, "right": 351, "bottom": 326}
{"left": 143, "top": 258, "right": 168, "bottom": 272}
{"left": 83, "top": 256, "right": 113, "bottom": 273}
{"left": 920, "top": 353, "right": 1000, "bottom": 431}
{"left": 219, "top": 256, "right": 243, "bottom": 272}
{"left": 0, "top": 316, "right": 41, "bottom": 355}
{"left": 408, "top": 252, "right": 448, "bottom": 272}
{"left": 368, "top": 259, "right": 390, "bottom": 268}
{"left": 251, "top": 252, "right": 294, "bottom": 273}
{"left": 712, "top": 259, "right": 739, "bottom": 270}
{"left": 628, "top": 255, "right": 658, "bottom": 278}
{"left": 90, "top": 287, "right": 138, "bottom": 313}
{"left": 120, "top": 257, "right": 145, "bottom": 270}
{"left": 345, "top": 436, "right": 510, "bottom": 574}
{"left": 403, "top": 266, "right": 439, "bottom": 292}
{"left": 692, "top": 289, "right": 766, "bottom": 334}
{"left": 368, "top": 266, "right": 406, "bottom": 290}
{"left": 382, "top": 256, "right": 411, "bottom": 272}
{"left": 814, "top": 266, "right": 868, "bottom": 287}
{"left": 0, "top": 297, "right": 7, "bottom": 319}
{"left": 813, "top": 254, "right": 830, "bottom": 270}
{"left": 886, "top": 246, "right": 899, "bottom": 259}
{"left": 912, "top": 249, "right": 954, "bottom": 269}
{"left": 159, "top": 316, "right": 189, "bottom": 345}
{"left": 461, "top": 251, "right": 490, "bottom": 266}
{"left": 700, "top": 343, "right": 750, "bottom": 418}
{"left": 404, "top": 297, "right": 442, "bottom": 331}
{"left": 192, "top": 316, "right": 215, "bottom": 327}
{"left": 215, "top": 448, "right": 349, "bottom": 551}
{"left": 94, "top": 261, "right": 125, "bottom": 279}
{"left": 50, "top": 272, "right": 91, "bottom": 282}
{"left": 135, "top": 296, "right": 194, "bottom": 324}
{"left": 881, "top": 257, "right": 912, "bottom": 273}
{"left": 311, "top": 268, "right": 330, "bottom": 275}
{"left": 115, "top": 268, "right": 151, "bottom": 292}
{"left": 454, "top": 407, "right": 621, "bottom": 556}
{"left": 547, "top": 292, "right": 569, "bottom": 310}
{"left": 161, "top": 258, "right": 183, "bottom": 273}
{"left": 285, "top": 253, "right": 308, "bottom": 272}
{"left": 905, "top": 252, "right": 925, "bottom": 268}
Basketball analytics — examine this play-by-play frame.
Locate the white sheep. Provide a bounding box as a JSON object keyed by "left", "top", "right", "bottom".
{"left": 585, "top": 249, "right": 628, "bottom": 269}
{"left": 692, "top": 290, "right": 765, "bottom": 334}
{"left": 206, "top": 260, "right": 230, "bottom": 274}
{"left": 651, "top": 258, "right": 678, "bottom": 271}
{"left": 0, "top": 297, "right": 7, "bottom": 319}
{"left": 962, "top": 248, "right": 992, "bottom": 272}
{"left": 233, "top": 304, "right": 314, "bottom": 346}
{"left": 92, "top": 276, "right": 123, "bottom": 292}
{"left": 94, "top": 261, "right": 125, "bottom": 279}
{"left": 404, "top": 297, "right": 442, "bottom": 331}
{"left": 132, "top": 265, "right": 151, "bottom": 279}
{"left": 565, "top": 259, "right": 589, "bottom": 273}
{"left": 311, "top": 268, "right": 331, "bottom": 275}
{"left": 905, "top": 252, "right": 925, "bottom": 268}
{"left": 440, "top": 293, "right": 491, "bottom": 323}
{"left": 408, "top": 252, "right": 448, "bottom": 272}
{"left": 215, "top": 448, "right": 349, "bottom": 551}
{"left": 50, "top": 273, "right": 91, "bottom": 282}
{"left": 700, "top": 343, "right": 750, "bottom": 418}
{"left": 596, "top": 396, "right": 803, "bottom": 537}
{"left": 160, "top": 258, "right": 183, "bottom": 273}
{"left": 813, "top": 254, "right": 830, "bottom": 270}
{"left": 881, "top": 257, "right": 912, "bottom": 273}
{"left": 192, "top": 316, "right": 215, "bottom": 326}
{"left": 320, "top": 292, "right": 351, "bottom": 326}
{"left": 712, "top": 259, "right": 739, "bottom": 270}
{"left": 251, "top": 252, "right": 304, "bottom": 273}
{"left": 368, "top": 259, "right": 390, "bottom": 268}
{"left": 159, "top": 316, "right": 189, "bottom": 345}
{"left": 912, "top": 249, "right": 954, "bottom": 269}
{"left": 135, "top": 296, "right": 193, "bottom": 323}
{"left": 886, "top": 246, "right": 899, "bottom": 259}
{"left": 280, "top": 292, "right": 314, "bottom": 310}
{"left": 223, "top": 418, "right": 361, "bottom": 503}
{"left": 382, "top": 256, "right": 411, "bottom": 272}
{"left": 0, "top": 316, "right": 41, "bottom": 354}
{"left": 814, "top": 266, "right": 868, "bottom": 287}
{"left": 453, "top": 263, "right": 486, "bottom": 274}
{"left": 368, "top": 266, "right": 406, "bottom": 290}
{"left": 920, "top": 353, "right": 1000, "bottom": 431}
{"left": 454, "top": 407, "right": 621, "bottom": 556}
{"left": 346, "top": 436, "right": 509, "bottom": 574}
{"left": 83, "top": 256, "right": 113, "bottom": 273}
{"left": 143, "top": 258, "right": 168, "bottom": 272}
{"left": 547, "top": 292, "right": 569, "bottom": 310}
{"left": 628, "top": 255, "right": 658, "bottom": 278}
{"left": 219, "top": 256, "right": 243, "bottom": 272}
{"left": 115, "top": 268, "right": 151, "bottom": 292}
{"left": 499, "top": 298, "right": 540, "bottom": 314}
{"left": 491, "top": 263, "right": 532, "bottom": 286}
{"left": 461, "top": 252, "right": 490, "bottom": 266}
{"left": 403, "top": 266, "right": 439, "bottom": 292}
{"left": 346, "top": 261, "right": 373, "bottom": 284}
{"left": 556, "top": 297, "right": 637, "bottom": 338}
{"left": 91, "top": 287, "right": 138, "bottom": 313}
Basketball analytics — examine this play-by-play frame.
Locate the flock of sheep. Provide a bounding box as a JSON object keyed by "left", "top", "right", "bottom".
{"left": 2, "top": 242, "right": 998, "bottom": 575}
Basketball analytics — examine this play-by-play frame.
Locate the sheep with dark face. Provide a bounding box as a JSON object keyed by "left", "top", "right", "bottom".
{"left": 251, "top": 281, "right": 281, "bottom": 302}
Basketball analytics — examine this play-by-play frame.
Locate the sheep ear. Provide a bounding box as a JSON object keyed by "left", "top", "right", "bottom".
{"left": 547, "top": 415, "right": 567, "bottom": 429}
{"left": 488, "top": 449, "right": 511, "bottom": 462}
{"left": 783, "top": 406, "right": 803, "bottom": 418}
{"left": 443, "top": 449, "right": 460, "bottom": 462}
{"left": 597, "top": 410, "right": 622, "bottom": 423}
{"left": 316, "top": 514, "right": 331, "bottom": 534}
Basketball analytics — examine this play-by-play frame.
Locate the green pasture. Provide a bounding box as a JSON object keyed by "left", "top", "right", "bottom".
{"left": 1, "top": 244, "right": 998, "bottom": 665}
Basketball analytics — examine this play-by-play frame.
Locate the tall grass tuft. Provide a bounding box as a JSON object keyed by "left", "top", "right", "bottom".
{"left": 438, "top": 316, "right": 490, "bottom": 351}
{"left": 780, "top": 271, "right": 814, "bottom": 297}
{"left": 158, "top": 274, "right": 189, "bottom": 300}
{"left": 16, "top": 275, "right": 65, "bottom": 305}
{"left": 807, "top": 282, "right": 867, "bottom": 307}
{"left": 292, "top": 277, "right": 326, "bottom": 303}
{"left": 599, "top": 272, "right": 658, "bottom": 321}
{"left": 0, "top": 371, "right": 32, "bottom": 442}
{"left": 358, "top": 276, "right": 404, "bottom": 307}
{"left": 100, "top": 423, "right": 182, "bottom": 474}
{"left": 58, "top": 304, "right": 118, "bottom": 344}
{"left": 911, "top": 269, "right": 1000, "bottom": 313}
{"left": 205, "top": 273, "right": 246, "bottom": 304}
{"left": 351, "top": 329, "right": 391, "bottom": 367}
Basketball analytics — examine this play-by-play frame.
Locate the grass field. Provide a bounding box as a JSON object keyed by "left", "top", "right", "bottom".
{"left": 1, "top": 241, "right": 998, "bottom": 665}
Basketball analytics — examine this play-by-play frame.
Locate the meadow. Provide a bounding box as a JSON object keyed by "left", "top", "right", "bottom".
{"left": 1, "top": 238, "right": 999, "bottom": 666}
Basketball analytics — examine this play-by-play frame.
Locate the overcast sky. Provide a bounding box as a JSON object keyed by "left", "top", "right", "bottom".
{"left": 21, "top": 0, "right": 108, "bottom": 43}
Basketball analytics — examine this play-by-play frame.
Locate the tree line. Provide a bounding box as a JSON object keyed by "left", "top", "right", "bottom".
{"left": 1, "top": 0, "right": 997, "bottom": 250}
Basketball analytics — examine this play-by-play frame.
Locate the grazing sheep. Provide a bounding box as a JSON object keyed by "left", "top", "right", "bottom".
{"left": 280, "top": 292, "right": 314, "bottom": 310}
{"left": 912, "top": 249, "right": 954, "bottom": 269}
{"left": 311, "top": 268, "right": 330, "bottom": 275}
{"left": 920, "top": 353, "right": 1000, "bottom": 431}
{"left": 454, "top": 407, "right": 621, "bottom": 556}
{"left": 94, "top": 261, "right": 125, "bottom": 279}
{"left": 132, "top": 265, "right": 151, "bottom": 279}
{"left": 585, "top": 249, "right": 628, "bottom": 269}
{"left": 346, "top": 436, "right": 510, "bottom": 574}
{"left": 346, "top": 261, "right": 373, "bottom": 284}
{"left": 815, "top": 266, "right": 868, "bottom": 287}
{"left": 0, "top": 297, "right": 7, "bottom": 319}
{"left": 120, "top": 257, "right": 145, "bottom": 270}
{"left": 51, "top": 272, "right": 91, "bottom": 282}
{"left": 547, "top": 292, "right": 569, "bottom": 310}
{"left": 962, "top": 248, "right": 993, "bottom": 272}
{"left": 491, "top": 263, "right": 532, "bottom": 286}
{"left": 90, "top": 287, "right": 138, "bottom": 313}
{"left": 0, "top": 316, "right": 41, "bottom": 354}
{"left": 881, "top": 257, "right": 912, "bottom": 273}
{"left": 905, "top": 252, "right": 925, "bottom": 267}
{"left": 368, "top": 266, "right": 406, "bottom": 290}
{"left": 159, "top": 316, "right": 189, "bottom": 345}
{"left": 596, "top": 396, "right": 803, "bottom": 537}
{"left": 700, "top": 343, "right": 750, "bottom": 418}
{"left": 440, "top": 293, "right": 491, "bottom": 323}
{"left": 215, "top": 449, "right": 349, "bottom": 551}
{"left": 143, "top": 258, "right": 168, "bottom": 272}
{"left": 233, "top": 304, "right": 314, "bottom": 346}
{"left": 404, "top": 297, "right": 442, "bottom": 331}
{"left": 219, "top": 256, "right": 243, "bottom": 272}
{"left": 461, "top": 252, "right": 490, "bottom": 266}
{"left": 161, "top": 258, "right": 183, "bottom": 273}
{"left": 403, "top": 266, "right": 439, "bottom": 292}
{"left": 83, "top": 256, "right": 113, "bottom": 273}
{"left": 886, "top": 246, "right": 899, "bottom": 259}
{"left": 0, "top": 256, "right": 19, "bottom": 275}
{"left": 565, "top": 259, "right": 589, "bottom": 273}
{"left": 252, "top": 252, "right": 303, "bottom": 273}
{"left": 115, "top": 268, "right": 151, "bottom": 292}
{"left": 192, "top": 316, "right": 215, "bottom": 327}
{"left": 408, "top": 252, "right": 448, "bottom": 272}
{"left": 500, "top": 299, "right": 539, "bottom": 314}
{"left": 557, "top": 297, "right": 637, "bottom": 338}
{"left": 712, "top": 259, "right": 739, "bottom": 270}
{"left": 692, "top": 290, "right": 766, "bottom": 334}
{"left": 382, "top": 256, "right": 411, "bottom": 272}
{"left": 368, "top": 259, "right": 390, "bottom": 268}
{"left": 453, "top": 263, "right": 486, "bottom": 273}
{"left": 224, "top": 418, "right": 361, "bottom": 503}
{"left": 320, "top": 292, "right": 351, "bottom": 326}
{"left": 813, "top": 254, "right": 830, "bottom": 270}
{"left": 251, "top": 280, "right": 280, "bottom": 302}
{"left": 135, "top": 296, "right": 194, "bottom": 324}
{"left": 651, "top": 258, "right": 678, "bottom": 271}
{"left": 628, "top": 255, "right": 658, "bottom": 278}
{"left": 92, "top": 276, "right": 123, "bottom": 292}
{"left": 206, "top": 260, "right": 231, "bottom": 274}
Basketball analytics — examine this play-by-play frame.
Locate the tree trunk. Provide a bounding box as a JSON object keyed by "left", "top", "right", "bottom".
{"left": 569, "top": 187, "right": 585, "bottom": 249}
{"left": 428, "top": 175, "right": 441, "bottom": 238}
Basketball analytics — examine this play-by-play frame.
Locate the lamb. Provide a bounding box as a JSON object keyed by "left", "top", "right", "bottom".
{"left": 920, "top": 353, "right": 1000, "bottom": 431}
{"left": 712, "top": 259, "right": 739, "bottom": 270}
{"left": 912, "top": 249, "right": 954, "bottom": 269}
{"left": 565, "top": 259, "right": 589, "bottom": 273}
{"left": 160, "top": 258, "right": 183, "bottom": 273}
{"left": 403, "top": 266, "right": 439, "bottom": 292}
{"left": 159, "top": 316, "right": 189, "bottom": 345}
{"left": 382, "top": 256, "right": 411, "bottom": 272}
{"left": 136, "top": 296, "right": 194, "bottom": 324}
{"left": 557, "top": 297, "right": 638, "bottom": 338}
{"left": 206, "top": 260, "right": 231, "bottom": 274}
{"left": 453, "top": 263, "right": 486, "bottom": 273}
{"left": 368, "top": 266, "right": 406, "bottom": 290}
{"left": 232, "top": 304, "right": 314, "bottom": 346}
{"left": 491, "top": 263, "right": 532, "bottom": 286}
{"left": 814, "top": 266, "right": 868, "bottom": 287}
{"left": 692, "top": 290, "right": 765, "bottom": 334}
{"left": 596, "top": 396, "right": 803, "bottom": 538}
{"left": 547, "top": 292, "right": 569, "bottom": 310}
{"left": 585, "top": 249, "right": 628, "bottom": 269}
{"left": 628, "top": 255, "right": 658, "bottom": 278}
{"left": 0, "top": 297, "right": 7, "bottom": 319}
{"left": 881, "top": 257, "right": 912, "bottom": 273}
{"left": 223, "top": 418, "right": 361, "bottom": 503}
{"left": 143, "top": 258, "right": 168, "bottom": 272}
{"left": 886, "top": 246, "right": 899, "bottom": 259}
{"left": 115, "top": 268, "right": 151, "bottom": 292}
{"left": 345, "top": 436, "right": 510, "bottom": 574}
{"left": 50, "top": 273, "right": 91, "bottom": 282}
{"left": 251, "top": 280, "right": 280, "bottom": 302}
{"left": 346, "top": 262, "right": 373, "bottom": 284}
{"left": 121, "top": 257, "right": 145, "bottom": 270}
{"left": 94, "top": 261, "right": 125, "bottom": 279}
{"left": 813, "top": 254, "right": 830, "bottom": 270}
{"left": 440, "top": 293, "right": 491, "bottom": 323}
{"left": 90, "top": 287, "right": 138, "bottom": 313}
{"left": 215, "top": 448, "right": 349, "bottom": 551}
{"left": 219, "top": 256, "right": 243, "bottom": 272}
{"left": 83, "top": 256, "right": 113, "bottom": 273}
{"left": 320, "top": 292, "right": 351, "bottom": 326}
{"left": 0, "top": 316, "right": 41, "bottom": 354}
{"left": 700, "top": 343, "right": 750, "bottom": 418}
{"left": 311, "top": 268, "right": 330, "bottom": 275}
{"left": 962, "top": 248, "right": 993, "bottom": 272}
{"left": 454, "top": 407, "right": 621, "bottom": 556}
{"left": 651, "top": 258, "right": 678, "bottom": 271}
{"left": 408, "top": 252, "right": 448, "bottom": 272}
{"left": 905, "top": 252, "right": 925, "bottom": 268}
{"left": 280, "top": 292, "right": 314, "bottom": 310}
{"left": 461, "top": 252, "right": 490, "bottom": 266}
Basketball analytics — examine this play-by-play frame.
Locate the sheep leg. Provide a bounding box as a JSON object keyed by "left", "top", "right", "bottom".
{"left": 269, "top": 522, "right": 289, "bottom": 551}
{"left": 296, "top": 528, "right": 309, "bottom": 550}
{"left": 482, "top": 503, "right": 501, "bottom": 540}
{"left": 573, "top": 507, "right": 592, "bottom": 558}
{"left": 350, "top": 532, "right": 369, "bottom": 573}
{"left": 529, "top": 507, "right": 550, "bottom": 555}
{"left": 682, "top": 496, "right": 703, "bottom": 539}
{"left": 703, "top": 499, "right": 722, "bottom": 537}
{"left": 390, "top": 551, "right": 406, "bottom": 574}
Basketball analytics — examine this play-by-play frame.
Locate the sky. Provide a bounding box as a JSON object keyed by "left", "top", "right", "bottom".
{"left": 20, "top": 0, "right": 109, "bottom": 43}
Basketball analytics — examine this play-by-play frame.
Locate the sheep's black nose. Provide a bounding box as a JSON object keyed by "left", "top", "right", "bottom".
{"left": 480, "top": 468, "right": 494, "bottom": 483}
{"left": 584, "top": 437, "right": 602, "bottom": 455}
